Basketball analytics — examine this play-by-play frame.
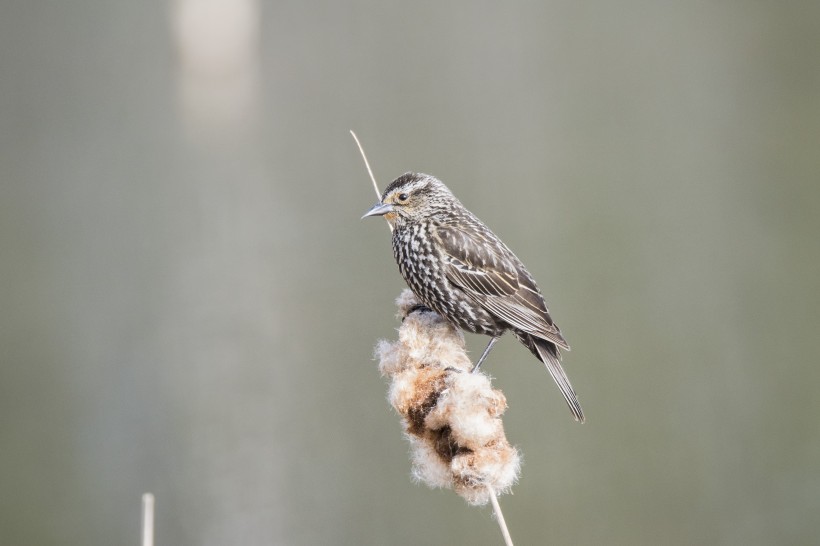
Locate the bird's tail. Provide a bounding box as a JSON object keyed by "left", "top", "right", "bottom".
{"left": 517, "top": 332, "right": 585, "bottom": 423}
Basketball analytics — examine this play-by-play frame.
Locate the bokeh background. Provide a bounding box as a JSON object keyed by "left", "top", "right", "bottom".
{"left": 2, "top": 1, "right": 819, "bottom": 544}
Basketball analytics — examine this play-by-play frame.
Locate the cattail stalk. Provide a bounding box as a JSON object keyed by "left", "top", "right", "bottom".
{"left": 488, "top": 485, "right": 513, "bottom": 546}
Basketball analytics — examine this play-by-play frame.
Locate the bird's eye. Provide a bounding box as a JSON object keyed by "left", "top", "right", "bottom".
{"left": 397, "top": 193, "right": 409, "bottom": 203}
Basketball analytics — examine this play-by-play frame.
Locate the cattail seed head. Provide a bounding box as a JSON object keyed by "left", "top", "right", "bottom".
{"left": 375, "top": 290, "right": 521, "bottom": 506}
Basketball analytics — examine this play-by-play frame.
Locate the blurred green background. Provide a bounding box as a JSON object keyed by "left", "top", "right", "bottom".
{"left": 2, "top": 1, "right": 819, "bottom": 544}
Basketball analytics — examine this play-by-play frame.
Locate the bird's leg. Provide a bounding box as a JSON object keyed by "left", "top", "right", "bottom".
{"left": 472, "top": 336, "right": 501, "bottom": 374}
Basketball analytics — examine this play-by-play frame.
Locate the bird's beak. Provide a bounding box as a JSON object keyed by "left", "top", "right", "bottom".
{"left": 361, "top": 202, "right": 394, "bottom": 219}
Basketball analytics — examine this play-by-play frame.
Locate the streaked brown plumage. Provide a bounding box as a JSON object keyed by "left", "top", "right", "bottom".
{"left": 363, "top": 173, "right": 584, "bottom": 422}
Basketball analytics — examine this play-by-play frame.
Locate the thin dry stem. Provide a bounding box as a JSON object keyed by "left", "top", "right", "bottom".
{"left": 350, "top": 130, "right": 382, "bottom": 199}
{"left": 488, "top": 485, "right": 514, "bottom": 546}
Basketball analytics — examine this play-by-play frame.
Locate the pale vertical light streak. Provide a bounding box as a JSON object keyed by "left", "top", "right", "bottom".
{"left": 172, "top": 0, "right": 260, "bottom": 134}
{"left": 141, "top": 493, "right": 154, "bottom": 546}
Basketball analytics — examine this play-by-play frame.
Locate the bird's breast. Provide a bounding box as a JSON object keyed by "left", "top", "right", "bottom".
{"left": 391, "top": 223, "right": 506, "bottom": 337}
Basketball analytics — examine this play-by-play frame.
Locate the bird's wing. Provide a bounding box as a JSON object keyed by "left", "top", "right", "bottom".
{"left": 434, "top": 224, "right": 570, "bottom": 350}
{"left": 435, "top": 226, "right": 520, "bottom": 297}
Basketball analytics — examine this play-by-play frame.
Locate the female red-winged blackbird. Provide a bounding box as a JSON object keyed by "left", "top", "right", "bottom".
{"left": 363, "top": 172, "right": 584, "bottom": 422}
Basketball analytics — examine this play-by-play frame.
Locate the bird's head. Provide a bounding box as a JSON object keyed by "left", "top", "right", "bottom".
{"left": 361, "top": 173, "right": 456, "bottom": 226}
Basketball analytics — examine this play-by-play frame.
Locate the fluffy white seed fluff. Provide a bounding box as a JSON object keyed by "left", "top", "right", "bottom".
{"left": 375, "top": 290, "right": 521, "bottom": 506}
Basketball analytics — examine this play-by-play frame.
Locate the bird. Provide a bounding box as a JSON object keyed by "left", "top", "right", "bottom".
{"left": 362, "top": 172, "right": 584, "bottom": 423}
